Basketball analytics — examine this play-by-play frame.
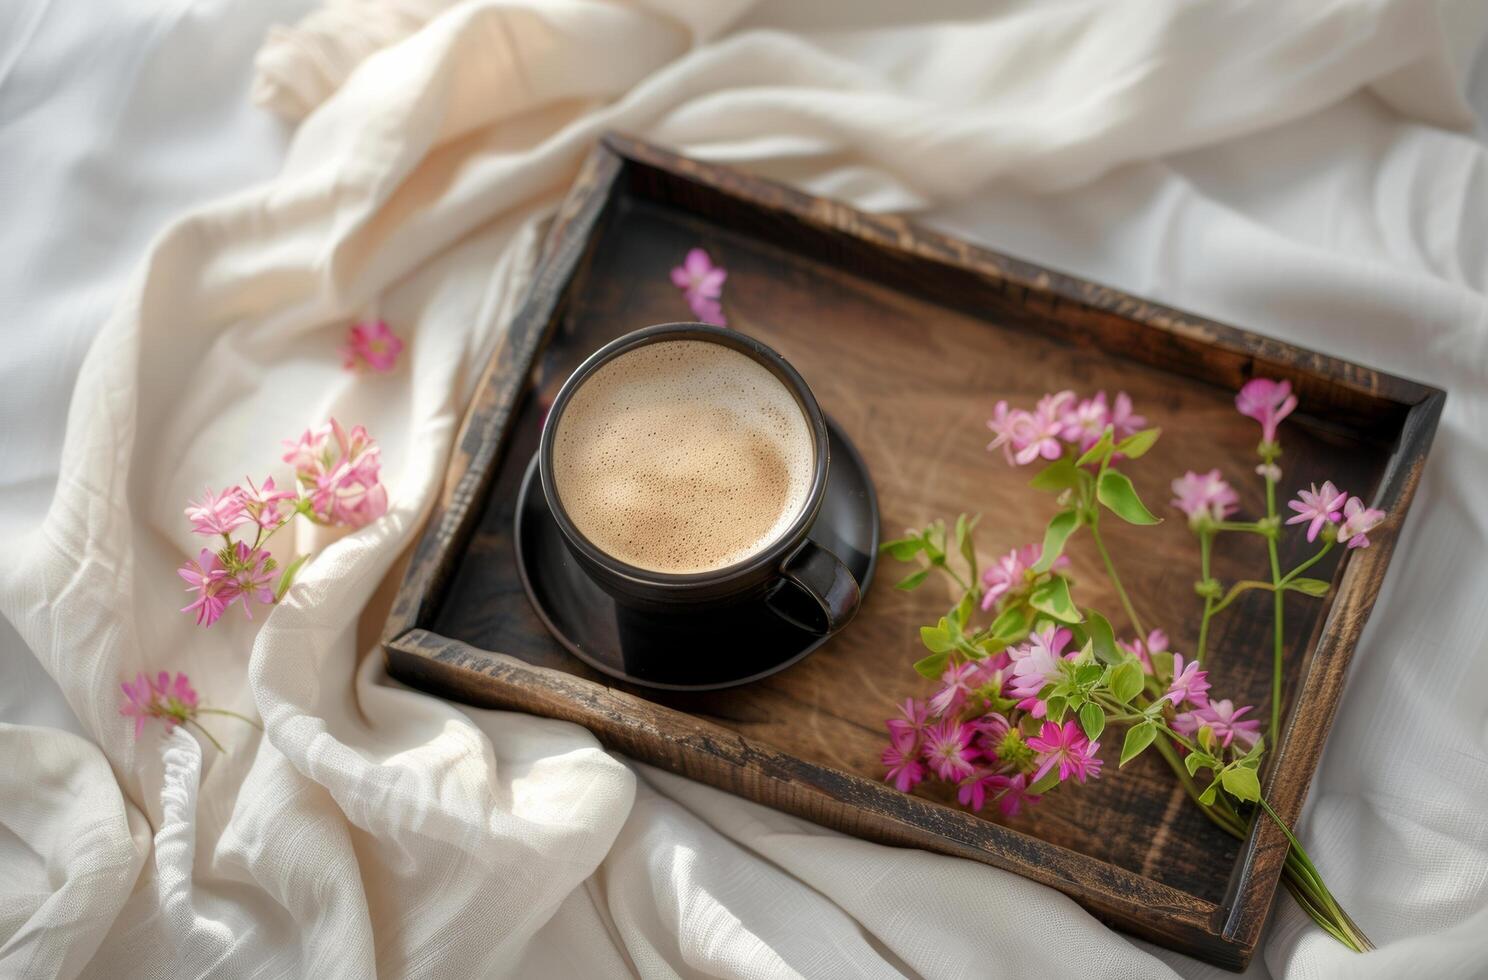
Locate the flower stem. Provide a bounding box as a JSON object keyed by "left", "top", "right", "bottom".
{"left": 1196, "top": 531, "right": 1215, "bottom": 664}
{"left": 1090, "top": 517, "right": 1145, "bottom": 637}
{"left": 1280, "top": 540, "right": 1334, "bottom": 586}
{"left": 198, "top": 707, "right": 264, "bottom": 731}
{"left": 1265, "top": 475, "right": 1284, "bottom": 749}
{"left": 187, "top": 719, "right": 225, "bottom": 753}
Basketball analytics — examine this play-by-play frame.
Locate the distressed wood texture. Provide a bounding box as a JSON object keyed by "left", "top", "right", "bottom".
{"left": 382, "top": 134, "right": 1443, "bottom": 970}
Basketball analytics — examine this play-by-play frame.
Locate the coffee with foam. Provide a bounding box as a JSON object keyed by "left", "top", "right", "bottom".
{"left": 552, "top": 340, "right": 815, "bottom": 573}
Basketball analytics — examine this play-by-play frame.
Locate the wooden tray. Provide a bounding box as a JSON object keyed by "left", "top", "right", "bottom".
{"left": 382, "top": 134, "right": 1443, "bottom": 969}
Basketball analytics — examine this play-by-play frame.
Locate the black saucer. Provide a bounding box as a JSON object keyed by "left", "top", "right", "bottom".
{"left": 514, "top": 416, "right": 879, "bottom": 691}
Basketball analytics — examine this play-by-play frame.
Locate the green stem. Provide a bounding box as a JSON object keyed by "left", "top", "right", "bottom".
{"left": 187, "top": 719, "right": 225, "bottom": 753}
{"left": 198, "top": 707, "right": 264, "bottom": 731}
{"left": 1265, "top": 476, "right": 1284, "bottom": 749}
{"left": 1090, "top": 518, "right": 1145, "bottom": 638}
{"left": 1196, "top": 531, "right": 1215, "bottom": 663}
{"left": 1280, "top": 540, "right": 1334, "bottom": 586}
{"left": 1209, "top": 580, "right": 1274, "bottom": 615}
{"left": 1214, "top": 520, "right": 1266, "bottom": 534}
{"left": 1261, "top": 798, "right": 1373, "bottom": 951}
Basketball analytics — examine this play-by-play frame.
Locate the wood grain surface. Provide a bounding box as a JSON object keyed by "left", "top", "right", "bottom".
{"left": 384, "top": 135, "right": 1444, "bottom": 970}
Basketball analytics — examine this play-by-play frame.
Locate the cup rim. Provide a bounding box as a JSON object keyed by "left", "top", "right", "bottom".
{"left": 537, "top": 322, "right": 831, "bottom": 590}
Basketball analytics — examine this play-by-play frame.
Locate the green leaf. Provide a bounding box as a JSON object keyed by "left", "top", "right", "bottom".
{"left": 1114, "top": 427, "right": 1161, "bottom": 460}
{"left": 1120, "top": 722, "right": 1157, "bottom": 766}
{"left": 1075, "top": 663, "right": 1103, "bottom": 687}
{"left": 913, "top": 650, "right": 950, "bottom": 679}
{"left": 1198, "top": 779, "right": 1220, "bottom": 806}
{"left": 924, "top": 520, "right": 946, "bottom": 562}
{"left": 1079, "top": 702, "right": 1106, "bottom": 741}
{"left": 1045, "top": 696, "right": 1068, "bottom": 722}
{"left": 1028, "top": 767, "right": 1063, "bottom": 795}
{"left": 1085, "top": 610, "right": 1119, "bottom": 665}
{"left": 1076, "top": 427, "right": 1116, "bottom": 467}
{"left": 1030, "top": 575, "right": 1083, "bottom": 624}
{"left": 1109, "top": 661, "right": 1145, "bottom": 704}
{"left": 881, "top": 536, "right": 923, "bottom": 562}
{"left": 1034, "top": 509, "right": 1079, "bottom": 573}
{"left": 920, "top": 623, "right": 953, "bottom": 653}
{"left": 1096, "top": 471, "right": 1161, "bottom": 525}
{"left": 951, "top": 591, "right": 976, "bottom": 628}
{"left": 989, "top": 604, "right": 1028, "bottom": 642}
{"left": 894, "top": 568, "right": 930, "bottom": 591}
{"left": 959, "top": 513, "right": 980, "bottom": 577}
{"left": 1286, "top": 577, "right": 1331, "bottom": 597}
{"left": 274, "top": 553, "right": 311, "bottom": 602}
{"left": 1029, "top": 458, "right": 1080, "bottom": 494}
{"left": 1220, "top": 766, "right": 1262, "bottom": 803}
{"left": 1184, "top": 751, "right": 1209, "bottom": 776}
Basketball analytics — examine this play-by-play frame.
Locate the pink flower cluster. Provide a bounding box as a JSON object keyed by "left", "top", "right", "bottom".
{"left": 670, "top": 247, "right": 727, "bottom": 326}
{"left": 987, "top": 390, "right": 1144, "bottom": 466}
{"left": 177, "top": 418, "right": 387, "bottom": 627}
{"left": 1171, "top": 469, "right": 1238, "bottom": 528}
{"left": 283, "top": 418, "right": 388, "bottom": 527}
{"left": 1235, "top": 378, "right": 1297, "bottom": 446}
{"left": 1286, "top": 481, "right": 1384, "bottom": 549}
{"left": 120, "top": 671, "right": 200, "bottom": 737}
{"left": 1120, "top": 636, "right": 1260, "bottom": 751}
{"left": 881, "top": 625, "right": 1104, "bottom": 817}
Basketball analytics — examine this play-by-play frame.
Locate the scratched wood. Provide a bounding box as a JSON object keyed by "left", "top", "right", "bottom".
{"left": 383, "top": 134, "right": 1444, "bottom": 970}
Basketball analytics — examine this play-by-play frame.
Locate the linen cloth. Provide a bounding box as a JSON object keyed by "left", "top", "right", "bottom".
{"left": 4, "top": 1, "right": 1488, "bottom": 977}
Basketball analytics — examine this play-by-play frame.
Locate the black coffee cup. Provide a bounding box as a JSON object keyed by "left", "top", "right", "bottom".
{"left": 537, "top": 323, "right": 861, "bottom": 635}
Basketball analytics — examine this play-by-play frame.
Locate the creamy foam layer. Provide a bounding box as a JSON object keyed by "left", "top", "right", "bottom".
{"left": 552, "top": 340, "right": 814, "bottom": 573}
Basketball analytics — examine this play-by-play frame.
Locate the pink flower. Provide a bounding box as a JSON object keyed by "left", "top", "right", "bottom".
{"left": 1286, "top": 481, "right": 1347, "bottom": 542}
{"left": 1236, "top": 378, "right": 1298, "bottom": 445}
{"left": 1162, "top": 652, "right": 1210, "bottom": 707}
{"left": 1060, "top": 392, "right": 1110, "bottom": 451}
{"left": 1174, "top": 699, "right": 1261, "bottom": 749}
{"left": 1118, "top": 628, "right": 1169, "bottom": 674}
{"left": 930, "top": 661, "right": 979, "bottom": 715}
{"left": 886, "top": 698, "right": 929, "bottom": 744}
{"left": 688, "top": 295, "right": 727, "bottom": 327}
{"left": 178, "top": 548, "right": 240, "bottom": 627}
{"left": 184, "top": 486, "right": 248, "bottom": 536}
{"left": 341, "top": 320, "right": 404, "bottom": 373}
{"left": 1020, "top": 391, "right": 1076, "bottom": 465}
{"left": 1337, "top": 496, "right": 1385, "bottom": 550}
{"left": 985, "top": 401, "right": 1021, "bottom": 464}
{"left": 241, "top": 476, "right": 295, "bottom": 528}
{"left": 308, "top": 419, "right": 388, "bottom": 527}
{"left": 922, "top": 720, "right": 978, "bottom": 781}
{"left": 957, "top": 769, "right": 1002, "bottom": 811}
{"left": 283, "top": 423, "right": 334, "bottom": 481}
{"left": 670, "top": 247, "right": 727, "bottom": 302}
{"left": 120, "top": 671, "right": 201, "bottom": 737}
{"left": 1171, "top": 469, "right": 1238, "bottom": 528}
{"left": 1027, "top": 720, "right": 1102, "bottom": 784}
{"left": 1006, "top": 625, "right": 1074, "bottom": 714}
{"left": 1108, "top": 392, "right": 1146, "bottom": 440}
{"left": 979, "top": 543, "right": 1069, "bottom": 611}
{"left": 882, "top": 737, "right": 925, "bottom": 792}
{"left": 230, "top": 543, "right": 277, "bottom": 617}
{"left": 1256, "top": 462, "right": 1282, "bottom": 482}
{"left": 987, "top": 772, "right": 1042, "bottom": 816}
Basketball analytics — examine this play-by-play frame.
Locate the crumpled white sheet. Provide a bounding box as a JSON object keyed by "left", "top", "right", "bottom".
{"left": 3, "top": 0, "right": 1488, "bottom": 977}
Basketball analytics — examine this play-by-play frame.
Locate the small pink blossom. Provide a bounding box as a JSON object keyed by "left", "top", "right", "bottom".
{"left": 1286, "top": 481, "right": 1347, "bottom": 542}
{"left": 283, "top": 424, "right": 334, "bottom": 481}
{"left": 1060, "top": 392, "right": 1110, "bottom": 451}
{"left": 120, "top": 671, "right": 200, "bottom": 737}
{"left": 1236, "top": 378, "right": 1298, "bottom": 444}
{"left": 957, "top": 769, "right": 1001, "bottom": 811}
{"left": 185, "top": 486, "right": 248, "bottom": 536}
{"left": 930, "top": 661, "right": 980, "bottom": 716}
{"left": 1006, "top": 625, "right": 1074, "bottom": 715}
{"left": 922, "top": 720, "right": 978, "bottom": 782}
{"left": 1118, "top": 628, "right": 1169, "bottom": 675}
{"left": 1027, "top": 720, "right": 1102, "bottom": 784}
{"left": 1107, "top": 392, "right": 1146, "bottom": 440}
{"left": 979, "top": 543, "right": 1069, "bottom": 611}
{"left": 969, "top": 712, "right": 1012, "bottom": 758}
{"left": 1337, "top": 496, "right": 1385, "bottom": 550}
{"left": 1171, "top": 469, "right": 1238, "bottom": 528}
{"left": 985, "top": 401, "right": 1020, "bottom": 465}
{"left": 341, "top": 320, "right": 404, "bottom": 373}
{"left": 670, "top": 247, "right": 726, "bottom": 301}
{"left": 882, "top": 737, "right": 925, "bottom": 792}
{"left": 885, "top": 698, "right": 929, "bottom": 744}
{"left": 230, "top": 543, "right": 277, "bottom": 617}
{"left": 241, "top": 476, "right": 295, "bottom": 528}
{"left": 1162, "top": 653, "right": 1210, "bottom": 708}
{"left": 688, "top": 295, "right": 727, "bottom": 327}
{"left": 987, "top": 772, "right": 1042, "bottom": 816}
{"left": 178, "top": 548, "right": 240, "bottom": 627}
{"left": 304, "top": 419, "right": 388, "bottom": 527}
{"left": 1256, "top": 462, "right": 1282, "bottom": 482}
{"left": 1174, "top": 699, "right": 1261, "bottom": 749}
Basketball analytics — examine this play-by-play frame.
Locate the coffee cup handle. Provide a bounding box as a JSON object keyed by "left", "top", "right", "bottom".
{"left": 767, "top": 541, "right": 861, "bottom": 635}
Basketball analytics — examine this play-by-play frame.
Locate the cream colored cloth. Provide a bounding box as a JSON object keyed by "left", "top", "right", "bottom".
{"left": 4, "top": 1, "right": 1488, "bottom": 978}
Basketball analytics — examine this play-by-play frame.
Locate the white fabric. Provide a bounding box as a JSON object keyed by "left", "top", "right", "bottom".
{"left": 3, "top": 1, "right": 1488, "bottom": 978}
